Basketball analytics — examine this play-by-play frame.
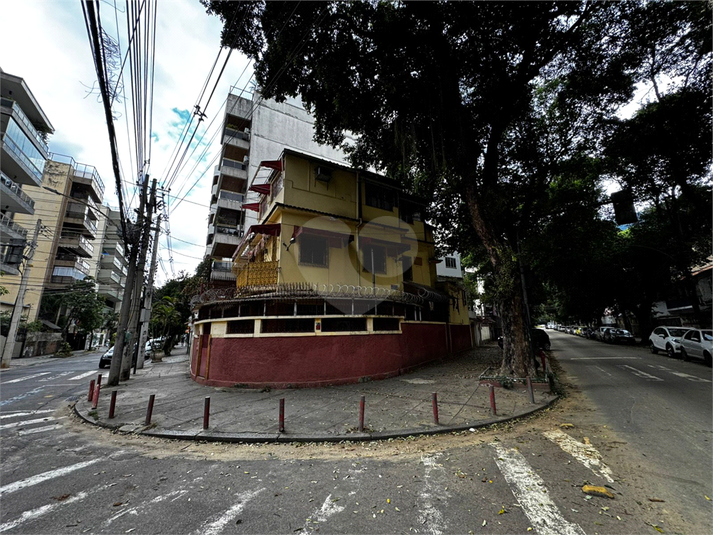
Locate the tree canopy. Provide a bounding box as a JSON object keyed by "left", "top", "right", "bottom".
{"left": 202, "top": 0, "right": 711, "bottom": 374}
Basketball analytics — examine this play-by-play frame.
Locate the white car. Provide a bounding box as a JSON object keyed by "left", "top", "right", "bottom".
{"left": 649, "top": 326, "right": 689, "bottom": 358}
{"left": 679, "top": 329, "right": 713, "bottom": 366}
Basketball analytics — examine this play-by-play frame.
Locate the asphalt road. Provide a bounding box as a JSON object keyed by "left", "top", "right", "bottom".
{"left": 1, "top": 340, "right": 711, "bottom": 534}
{"left": 550, "top": 329, "right": 713, "bottom": 532}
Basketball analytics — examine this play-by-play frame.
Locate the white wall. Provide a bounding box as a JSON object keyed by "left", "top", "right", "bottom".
{"left": 437, "top": 252, "right": 463, "bottom": 279}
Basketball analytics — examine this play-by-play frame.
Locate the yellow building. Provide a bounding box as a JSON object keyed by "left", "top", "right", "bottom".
{"left": 191, "top": 149, "right": 471, "bottom": 388}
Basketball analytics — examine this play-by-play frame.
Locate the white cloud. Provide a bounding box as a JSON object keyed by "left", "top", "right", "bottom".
{"left": 1, "top": 0, "right": 253, "bottom": 287}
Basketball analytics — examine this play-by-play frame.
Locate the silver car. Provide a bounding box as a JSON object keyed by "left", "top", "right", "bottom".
{"left": 649, "top": 326, "right": 689, "bottom": 358}
{"left": 680, "top": 329, "right": 713, "bottom": 366}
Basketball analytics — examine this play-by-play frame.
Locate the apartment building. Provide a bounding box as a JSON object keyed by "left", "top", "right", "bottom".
{"left": 0, "top": 70, "right": 54, "bottom": 315}
{"left": 191, "top": 149, "right": 471, "bottom": 388}
{"left": 9, "top": 156, "right": 105, "bottom": 324}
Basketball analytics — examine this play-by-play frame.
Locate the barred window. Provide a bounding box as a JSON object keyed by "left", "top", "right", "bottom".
{"left": 299, "top": 235, "right": 328, "bottom": 267}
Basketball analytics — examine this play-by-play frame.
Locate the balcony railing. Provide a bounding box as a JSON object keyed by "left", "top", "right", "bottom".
{"left": 236, "top": 261, "right": 279, "bottom": 287}
{"left": 1, "top": 97, "right": 49, "bottom": 154}
{"left": 0, "top": 212, "right": 28, "bottom": 239}
{"left": 2, "top": 134, "right": 44, "bottom": 182}
{"left": 224, "top": 127, "right": 250, "bottom": 142}
{"left": 0, "top": 172, "right": 35, "bottom": 212}
{"left": 221, "top": 158, "right": 247, "bottom": 171}
{"left": 51, "top": 153, "right": 105, "bottom": 197}
{"left": 58, "top": 234, "right": 94, "bottom": 256}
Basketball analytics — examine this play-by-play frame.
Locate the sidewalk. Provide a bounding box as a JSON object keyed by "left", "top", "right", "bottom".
{"left": 73, "top": 344, "right": 557, "bottom": 443}
{"left": 0, "top": 345, "right": 109, "bottom": 369}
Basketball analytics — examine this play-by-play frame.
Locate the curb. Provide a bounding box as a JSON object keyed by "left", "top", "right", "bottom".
{"left": 71, "top": 394, "right": 560, "bottom": 444}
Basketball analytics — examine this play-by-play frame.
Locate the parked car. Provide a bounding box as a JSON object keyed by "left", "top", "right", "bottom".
{"left": 98, "top": 346, "right": 137, "bottom": 369}
{"left": 606, "top": 328, "right": 636, "bottom": 345}
{"left": 679, "top": 329, "right": 713, "bottom": 366}
{"left": 596, "top": 326, "right": 616, "bottom": 341}
{"left": 649, "top": 326, "right": 689, "bottom": 358}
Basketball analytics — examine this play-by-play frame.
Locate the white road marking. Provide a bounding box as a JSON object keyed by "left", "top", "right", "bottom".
{"left": 68, "top": 370, "right": 98, "bottom": 381}
{"left": 1, "top": 372, "right": 51, "bottom": 384}
{"left": 18, "top": 424, "right": 64, "bottom": 436}
{"left": 492, "top": 443, "right": 586, "bottom": 535}
{"left": 0, "top": 387, "right": 46, "bottom": 407}
{"left": 594, "top": 366, "right": 612, "bottom": 377}
{"left": 569, "top": 356, "right": 639, "bottom": 360}
{"left": 306, "top": 493, "right": 345, "bottom": 528}
{"left": 196, "top": 489, "right": 265, "bottom": 535}
{"left": 646, "top": 364, "right": 672, "bottom": 371}
{"left": 38, "top": 372, "right": 73, "bottom": 381}
{"left": 0, "top": 409, "right": 54, "bottom": 419}
{"left": 0, "top": 416, "right": 64, "bottom": 430}
{"left": 0, "top": 484, "right": 112, "bottom": 533}
{"left": 618, "top": 365, "right": 663, "bottom": 381}
{"left": 670, "top": 372, "right": 711, "bottom": 383}
{"left": 416, "top": 453, "right": 448, "bottom": 535}
{"left": 0, "top": 459, "right": 102, "bottom": 496}
{"left": 543, "top": 430, "right": 615, "bottom": 483}
{"left": 103, "top": 490, "right": 190, "bottom": 528}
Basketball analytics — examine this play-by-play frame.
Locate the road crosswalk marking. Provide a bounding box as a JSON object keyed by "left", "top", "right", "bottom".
{"left": 0, "top": 409, "right": 54, "bottom": 420}
{"left": 68, "top": 370, "right": 98, "bottom": 381}
{"left": 18, "top": 424, "right": 64, "bottom": 436}
{"left": 195, "top": 489, "right": 265, "bottom": 535}
{"left": 669, "top": 371, "right": 711, "bottom": 383}
{"left": 543, "top": 430, "right": 615, "bottom": 483}
{"left": 0, "top": 416, "right": 64, "bottom": 430}
{"left": 0, "top": 458, "right": 101, "bottom": 496}
{"left": 1, "top": 372, "right": 51, "bottom": 384}
{"left": 492, "top": 443, "right": 586, "bottom": 535}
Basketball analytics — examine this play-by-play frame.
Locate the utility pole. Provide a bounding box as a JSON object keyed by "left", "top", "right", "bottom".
{"left": 136, "top": 214, "right": 161, "bottom": 368}
{"left": 107, "top": 179, "right": 147, "bottom": 386}
{"left": 122, "top": 179, "right": 157, "bottom": 381}
{"left": 1, "top": 220, "right": 41, "bottom": 368}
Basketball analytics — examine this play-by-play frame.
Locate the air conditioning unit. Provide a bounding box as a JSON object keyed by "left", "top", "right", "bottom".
{"left": 315, "top": 166, "right": 332, "bottom": 183}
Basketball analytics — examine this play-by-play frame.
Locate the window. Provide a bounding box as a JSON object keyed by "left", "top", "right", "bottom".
{"left": 363, "top": 244, "right": 387, "bottom": 274}
{"left": 299, "top": 235, "right": 328, "bottom": 267}
{"left": 399, "top": 200, "right": 422, "bottom": 224}
{"left": 445, "top": 257, "right": 457, "bottom": 269}
{"left": 402, "top": 256, "right": 413, "bottom": 282}
{"left": 365, "top": 183, "right": 395, "bottom": 211}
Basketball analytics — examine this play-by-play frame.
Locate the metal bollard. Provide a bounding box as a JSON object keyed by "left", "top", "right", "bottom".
{"left": 489, "top": 385, "right": 497, "bottom": 416}
{"left": 526, "top": 377, "right": 535, "bottom": 404}
{"left": 96, "top": 373, "right": 102, "bottom": 388}
{"left": 88, "top": 379, "right": 95, "bottom": 402}
{"left": 278, "top": 398, "right": 285, "bottom": 433}
{"left": 358, "top": 395, "right": 365, "bottom": 432}
{"left": 109, "top": 390, "right": 117, "bottom": 419}
{"left": 203, "top": 397, "right": 210, "bottom": 430}
{"left": 432, "top": 392, "right": 439, "bottom": 425}
{"left": 92, "top": 383, "right": 100, "bottom": 409}
{"left": 145, "top": 394, "right": 155, "bottom": 425}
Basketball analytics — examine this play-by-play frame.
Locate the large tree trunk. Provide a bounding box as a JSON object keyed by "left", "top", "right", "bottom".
{"left": 467, "top": 191, "right": 536, "bottom": 377}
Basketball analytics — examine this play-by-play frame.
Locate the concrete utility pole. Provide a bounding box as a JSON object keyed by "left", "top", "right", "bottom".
{"left": 1, "top": 220, "right": 41, "bottom": 368}
{"left": 136, "top": 214, "right": 161, "bottom": 368}
{"left": 107, "top": 179, "right": 148, "bottom": 387}
{"left": 121, "top": 179, "right": 157, "bottom": 381}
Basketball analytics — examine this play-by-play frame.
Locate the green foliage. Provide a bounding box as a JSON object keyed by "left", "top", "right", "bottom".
{"left": 42, "top": 278, "right": 106, "bottom": 339}
{"left": 55, "top": 342, "right": 72, "bottom": 358}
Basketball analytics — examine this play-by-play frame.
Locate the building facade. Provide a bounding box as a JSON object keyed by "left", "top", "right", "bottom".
{"left": 192, "top": 149, "right": 471, "bottom": 388}
{"left": 0, "top": 70, "right": 54, "bottom": 316}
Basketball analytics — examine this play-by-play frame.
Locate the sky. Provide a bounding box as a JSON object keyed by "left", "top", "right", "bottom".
{"left": 1, "top": 0, "right": 254, "bottom": 287}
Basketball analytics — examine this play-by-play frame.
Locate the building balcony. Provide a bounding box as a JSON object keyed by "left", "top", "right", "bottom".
{"left": 98, "top": 267, "right": 122, "bottom": 286}
{"left": 0, "top": 172, "right": 35, "bottom": 215}
{"left": 219, "top": 158, "right": 248, "bottom": 182}
{"left": 0, "top": 134, "right": 44, "bottom": 187}
{"left": 211, "top": 260, "right": 237, "bottom": 282}
{"left": 58, "top": 234, "right": 94, "bottom": 258}
{"left": 0, "top": 242, "right": 24, "bottom": 275}
{"left": 100, "top": 254, "right": 124, "bottom": 271}
{"left": 63, "top": 203, "right": 98, "bottom": 238}
{"left": 54, "top": 256, "right": 91, "bottom": 276}
{"left": 1, "top": 97, "right": 49, "bottom": 155}
{"left": 207, "top": 225, "right": 244, "bottom": 258}
{"left": 236, "top": 261, "right": 278, "bottom": 288}
{"left": 215, "top": 190, "right": 245, "bottom": 212}
{"left": 71, "top": 163, "right": 104, "bottom": 202}
{"left": 0, "top": 211, "right": 28, "bottom": 242}
{"left": 226, "top": 93, "right": 252, "bottom": 121}
{"left": 97, "top": 285, "right": 121, "bottom": 303}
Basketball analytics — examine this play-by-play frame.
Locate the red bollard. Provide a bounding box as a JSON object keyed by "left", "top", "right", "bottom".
{"left": 432, "top": 392, "right": 439, "bottom": 425}
{"left": 203, "top": 397, "right": 211, "bottom": 430}
{"left": 145, "top": 394, "right": 155, "bottom": 425}
{"left": 109, "top": 390, "right": 117, "bottom": 419}
{"left": 88, "top": 380, "right": 95, "bottom": 402}
{"left": 92, "top": 383, "right": 100, "bottom": 409}
{"left": 96, "top": 373, "right": 102, "bottom": 389}
{"left": 358, "top": 395, "right": 365, "bottom": 432}
{"left": 278, "top": 398, "right": 285, "bottom": 433}
{"left": 489, "top": 385, "right": 497, "bottom": 416}
{"left": 526, "top": 377, "right": 535, "bottom": 404}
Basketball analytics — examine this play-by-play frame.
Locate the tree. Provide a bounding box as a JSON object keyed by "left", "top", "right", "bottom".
{"left": 202, "top": 0, "right": 642, "bottom": 376}
{"left": 150, "top": 296, "right": 183, "bottom": 356}
{"left": 42, "top": 279, "right": 105, "bottom": 348}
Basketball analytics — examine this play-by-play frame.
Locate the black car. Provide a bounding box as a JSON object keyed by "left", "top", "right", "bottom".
{"left": 606, "top": 328, "right": 636, "bottom": 345}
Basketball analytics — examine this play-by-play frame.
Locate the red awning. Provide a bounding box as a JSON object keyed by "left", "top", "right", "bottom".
{"left": 246, "top": 223, "right": 281, "bottom": 237}
{"left": 260, "top": 159, "right": 282, "bottom": 171}
{"left": 249, "top": 183, "right": 271, "bottom": 195}
{"left": 242, "top": 202, "right": 261, "bottom": 212}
